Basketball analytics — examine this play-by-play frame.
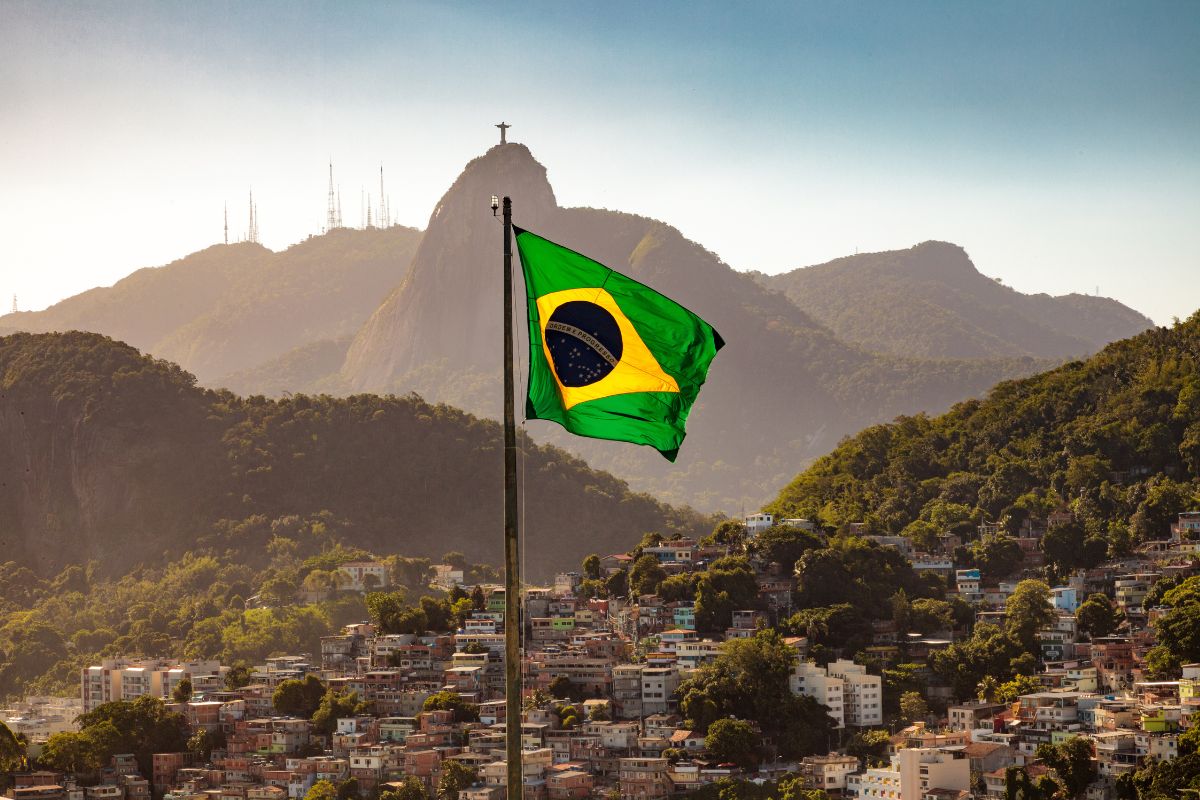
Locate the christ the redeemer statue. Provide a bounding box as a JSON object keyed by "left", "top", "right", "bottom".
{"left": 496, "top": 121, "right": 511, "bottom": 144}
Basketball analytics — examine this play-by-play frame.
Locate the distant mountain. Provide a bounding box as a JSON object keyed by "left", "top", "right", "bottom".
{"left": 768, "top": 313, "right": 1200, "bottom": 542}
{"left": 752, "top": 242, "right": 1153, "bottom": 360}
{"left": 0, "top": 331, "right": 707, "bottom": 578}
{"left": 339, "top": 144, "right": 1049, "bottom": 511}
{"left": 2, "top": 145, "right": 1150, "bottom": 514}
{"left": 0, "top": 225, "right": 421, "bottom": 383}
{"left": 217, "top": 337, "right": 352, "bottom": 397}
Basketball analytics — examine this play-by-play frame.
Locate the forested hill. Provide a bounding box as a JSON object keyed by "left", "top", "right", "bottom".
{"left": 0, "top": 331, "right": 708, "bottom": 578}
{"left": 0, "top": 225, "right": 421, "bottom": 385}
{"left": 768, "top": 313, "right": 1200, "bottom": 542}
{"left": 753, "top": 241, "right": 1153, "bottom": 360}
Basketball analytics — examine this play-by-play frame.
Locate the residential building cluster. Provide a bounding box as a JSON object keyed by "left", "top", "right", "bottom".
{"left": 4, "top": 512, "right": 1199, "bottom": 800}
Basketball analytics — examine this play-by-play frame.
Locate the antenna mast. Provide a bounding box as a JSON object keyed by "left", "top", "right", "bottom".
{"left": 326, "top": 162, "right": 338, "bottom": 233}
{"left": 379, "top": 165, "right": 388, "bottom": 228}
{"left": 224, "top": 202, "right": 229, "bottom": 245}
{"left": 10, "top": 295, "right": 16, "bottom": 314}
{"left": 247, "top": 189, "right": 259, "bottom": 244}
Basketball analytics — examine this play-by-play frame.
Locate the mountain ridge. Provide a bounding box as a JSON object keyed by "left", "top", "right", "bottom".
{"left": 1, "top": 226, "right": 422, "bottom": 383}
{"left": 752, "top": 241, "right": 1153, "bottom": 360}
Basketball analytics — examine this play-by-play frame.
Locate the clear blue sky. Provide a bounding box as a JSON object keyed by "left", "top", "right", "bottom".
{"left": 2, "top": 0, "right": 1197, "bottom": 323}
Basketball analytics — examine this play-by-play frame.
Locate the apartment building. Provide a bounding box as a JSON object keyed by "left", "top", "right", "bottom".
{"left": 847, "top": 748, "right": 970, "bottom": 800}
{"left": 81, "top": 659, "right": 224, "bottom": 712}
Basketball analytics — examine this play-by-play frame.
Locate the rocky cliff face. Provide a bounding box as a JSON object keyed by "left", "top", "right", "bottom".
{"left": 337, "top": 144, "right": 1045, "bottom": 511}
{"left": 343, "top": 145, "right": 559, "bottom": 398}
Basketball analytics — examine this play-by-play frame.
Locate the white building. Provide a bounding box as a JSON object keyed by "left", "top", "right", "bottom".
{"left": 432, "top": 564, "right": 465, "bottom": 590}
{"left": 336, "top": 561, "right": 388, "bottom": 592}
{"left": 847, "top": 747, "right": 970, "bottom": 800}
{"left": 744, "top": 513, "right": 774, "bottom": 535}
{"left": 828, "top": 659, "right": 884, "bottom": 727}
{"left": 791, "top": 659, "right": 882, "bottom": 728}
{"left": 791, "top": 661, "right": 845, "bottom": 728}
{"left": 81, "top": 659, "right": 224, "bottom": 712}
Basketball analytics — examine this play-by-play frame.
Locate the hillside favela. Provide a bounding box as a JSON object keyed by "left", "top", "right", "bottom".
{"left": 2, "top": 4, "right": 1198, "bottom": 800}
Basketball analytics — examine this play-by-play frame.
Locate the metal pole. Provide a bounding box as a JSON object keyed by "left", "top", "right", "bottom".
{"left": 502, "top": 196, "right": 523, "bottom": 799}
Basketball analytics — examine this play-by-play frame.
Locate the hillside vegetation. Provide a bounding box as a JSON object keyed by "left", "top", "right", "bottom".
{"left": 0, "top": 331, "right": 708, "bottom": 579}
{"left": 768, "top": 313, "right": 1200, "bottom": 543}
{"left": 754, "top": 241, "right": 1152, "bottom": 360}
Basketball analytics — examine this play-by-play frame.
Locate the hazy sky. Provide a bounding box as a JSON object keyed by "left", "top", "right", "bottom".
{"left": 2, "top": 1, "right": 1197, "bottom": 324}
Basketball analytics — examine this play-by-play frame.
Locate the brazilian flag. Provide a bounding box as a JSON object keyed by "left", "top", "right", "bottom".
{"left": 515, "top": 227, "right": 723, "bottom": 461}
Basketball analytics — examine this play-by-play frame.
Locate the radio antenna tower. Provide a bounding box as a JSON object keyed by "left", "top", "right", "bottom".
{"left": 379, "top": 165, "right": 388, "bottom": 228}
{"left": 336, "top": 188, "right": 343, "bottom": 228}
{"left": 247, "top": 189, "right": 260, "bottom": 244}
{"left": 224, "top": 202, "right": 229, "bottom": 245}
{"left": 326, "top": 162, "right": 338, "bottom": 232}
{"left": 10, "top": 295, "right": 16, "bottom": 314}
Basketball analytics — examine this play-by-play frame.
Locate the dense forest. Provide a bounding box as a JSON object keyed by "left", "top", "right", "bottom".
{"left": 0, "top": 331, "right": 708, "bottom": 579}
{"left": 768, "top": 313, "right": 1200, "bottom": 544}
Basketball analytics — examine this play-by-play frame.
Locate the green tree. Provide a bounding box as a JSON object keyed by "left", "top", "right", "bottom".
{"left": 365, "top": 591, "right": 413, "bottom": 634}
{"left": 1040, "top": 521, "right": 1087, "bottom": 573}
{"left": 582, "top": 554, "right": 602, "bottom": 581}
{"left": 1004, "top": 766, "right": 1058, "bottom": 800}
{"left": 846, "top": 729, "right": 890, "bottom": 766}
{"left": 678, "top": 629, "right": 835, "bottom": 758}
{"left": 1153, "top": 576, "right": 1200, "bottom": 665}
{"left": 751, "top": 526, "right": 825, "bottom": 573}
{"left": 1076, "top": 593, "right": 1120, "bottom": 639}
{"left": 437, "top": 760, "right": 478, "bottom": 800}
{"left": 172, "top": 678, "right": 193, "bottom": 703}
{"left": 1179, "top": 724, "right": 1200, "bottom": 757}
{"left": 909, "top": 598, "right": 955, "bottom": 635}
{"left": 704, "top": 718, "right": 760, "bottom": 770}
{"left": 0, "top": 720, "right": 27, "bottom": 774}
{"left": 1005, "top": 579, "right": 1055, "bottom": 650}
{"left": 76, "top": 696, "right": 188, "bottom": 776}
{"left": 441, "top": 552, "right": 467, "bottom": 569}
{"left": 273, "top": 674, "right": 326, "bottom": 718}
{"left": 470, "top": 585, "right": 486, "bottom": 610}
{"left": 695, "top": 557, "right": 761, "bottom": 634}
{"left": 994, "top": 675, "right": 1041, "bottom": 704}
{"left": 972, "top": 534, "right": 1022, "bottom": 581}
{"left": 312, "top": 690, "right": 369, "bottom": 735}
{"left": 548, "top": 676, "right": 584, "bottom": 704}
{"left": 899, "top": 691, "right": 928, "bottom": 723}
{"left": 1037, "top": 737, "right": 1096, "bottom": 799}
{"left": 336, "top": 778, "right": 360, "bottom": 800}
{"left": 629, "top": 555, "right": 667, "bottom": 596}
{"left": 304, "top": 779, "right": 339, "bottom": 800}
{"left": 187, "top": 727, "right": 224, "bottom": 760}
{"left": 225, "top": 664, "right": 253, "bottom": 690}
{"left": 605, "top": 569, "right": 628, "bottom": 598}
{"left": 38, "top": 731, "right": 97, "bottom": 774}
{"left": 422, "top": 691, "right": 479, "bottom": 723}
{"left": 703, "top": 520, "right": 747, "bottom": 549}
{"left": 380, "top": 776, "right": 430, "bottom": 800}
{"left": 930, "top": 623, "right": 1027, "bottom": 701}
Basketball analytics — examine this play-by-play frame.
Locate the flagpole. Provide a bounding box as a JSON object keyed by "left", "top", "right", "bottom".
{"left": 501, "top": 195, "right": 523, "bottom": 799}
